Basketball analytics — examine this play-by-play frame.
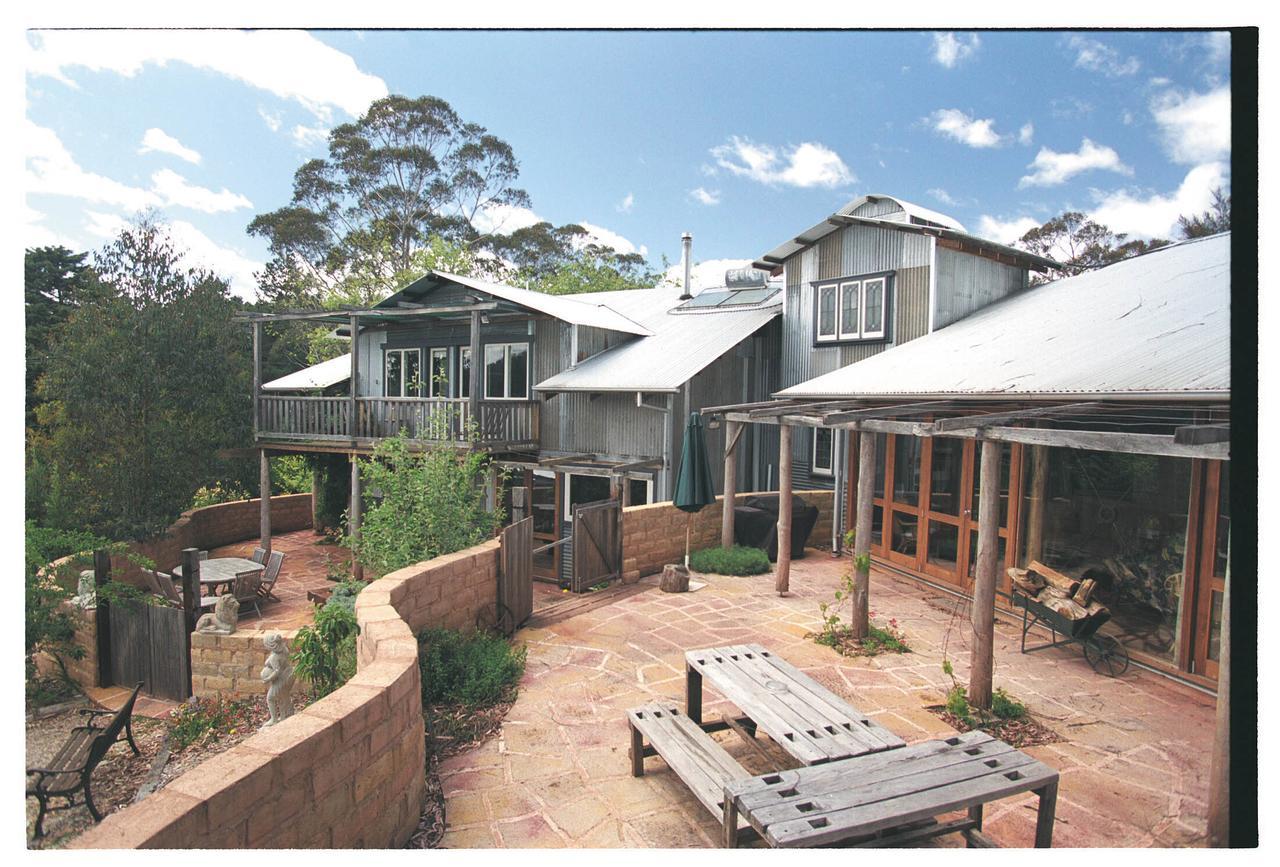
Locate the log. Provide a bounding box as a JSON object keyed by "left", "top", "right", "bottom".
{"left": 1027, "top": 560, "right": 1080, "bottom": 596}
{"left": 1008, "top": 567, "right": 1044, "bottom": 596}
{"left": 1041, "top": 595, "right": 1088, "bottom": 620}
{"left": 1072, "top": 578, "right": 1097, "bottom": 607}
{"left": 660, "top": 564, "right": 690, "bottom": 593}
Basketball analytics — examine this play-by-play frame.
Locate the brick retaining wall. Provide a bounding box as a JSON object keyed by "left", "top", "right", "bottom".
{"left": 621, "top": 490, "right": 836, "bottom": 581}
{"left": 71, "top": 538, "right": 500, "bottom": 849}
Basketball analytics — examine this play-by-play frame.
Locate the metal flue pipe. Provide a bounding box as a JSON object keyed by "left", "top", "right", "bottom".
{"left": 680, "top": 232, "right": 693, "bottom": 300}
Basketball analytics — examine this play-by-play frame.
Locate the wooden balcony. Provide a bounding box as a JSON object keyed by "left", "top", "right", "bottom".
{"left": 256, "top": 395, "right": 539, "bottom": 449}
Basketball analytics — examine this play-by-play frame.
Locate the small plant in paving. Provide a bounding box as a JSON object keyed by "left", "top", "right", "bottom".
{"left": 689, "top": 544, "right": 771, "bottom": 576}
{"left": 932, "top": 658, "right": 1056, "bottom": 747}
{"left": 168, "top": 696, "right": 256, "bottom": 750}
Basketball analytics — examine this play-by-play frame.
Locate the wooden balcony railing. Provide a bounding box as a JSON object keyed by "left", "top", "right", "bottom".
{"left": 256, "top": 395, "right": 538, "bottom": 446}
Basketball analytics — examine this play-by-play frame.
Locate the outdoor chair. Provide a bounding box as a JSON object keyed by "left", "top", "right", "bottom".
{"left": 139, "top": 569, "right": 171, "bottom": 603}
{"left": 257, "top": 551, "right": 285, "bottom": 602}
{"left": 250, "top": 547, "right": 267, "bottom": 565}
{"left": 198, "top": 550, "right": 209, "bottom": 561}
{"left": 152, "top": 571, "right": 184, "bottom": 607}
{"left": 230, "top": 571, "right": 263, "bottom": 620}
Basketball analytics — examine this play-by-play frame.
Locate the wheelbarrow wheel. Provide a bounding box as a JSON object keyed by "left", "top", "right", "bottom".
{"left": 1083, "top": 634, "right": 1129, "bottom": 677}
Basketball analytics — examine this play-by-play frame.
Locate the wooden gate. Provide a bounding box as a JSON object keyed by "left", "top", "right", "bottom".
{"left": 106, "top": 601, "right": 191, "bottom": 701}
{"left": 498, "top": 516, "right": 534, "bottom": 635}
{"left": 571, "top": 499, "right": 621, "bottom": 593}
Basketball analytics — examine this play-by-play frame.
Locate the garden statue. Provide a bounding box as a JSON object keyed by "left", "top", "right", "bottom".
{"left": 71, "top": 570, "right": 97, "bottom": 609}
{"left": 260, "top": 632, "right": 296, "bottom": 725}
{"left": 195, "top": 594, "right": 240, "bottom": 635}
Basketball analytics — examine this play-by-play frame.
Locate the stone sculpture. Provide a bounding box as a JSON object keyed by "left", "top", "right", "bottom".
{"left": 71, "top": 570, "right": 97, "bottom": 609}
{"left": 195, "top": 594, "right": 240, "bottom": 634}
{"left": 260, "top": 632, "right": 296, "bottom": 726}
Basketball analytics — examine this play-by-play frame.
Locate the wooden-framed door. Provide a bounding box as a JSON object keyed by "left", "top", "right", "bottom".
{"left": 1189, "top": 459, "right": 1229, "bottom": 679}
{"left": 529, "top": 469, "right": 561, "bottom": 581}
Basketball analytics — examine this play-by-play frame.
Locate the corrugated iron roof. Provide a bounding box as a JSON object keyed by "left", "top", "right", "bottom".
{"left": 836, "top": 193, "right": 966, "bottom": 231}
{"left": 263, "top": 353, "right": 351, "bottom": 391}
{"left": 378, "top": 270, "right": 653, "bottom": 336}
{"left": 778, "top": 233, "right": 1231, "bottom": 400}
{"left": 535, "top": 285, "right": 781, "bottom": 393}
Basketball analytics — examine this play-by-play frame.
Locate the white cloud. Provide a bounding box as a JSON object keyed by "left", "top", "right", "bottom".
{"left": 976, "top": 214, "right": 1040, "bottom": 245}
{"left": 27, "top": 120, "right": 160, "bottom": 211}
{"left": 1151, "top": 86, "right": 1231, "bottom": 165}
{"left": 83, "top": 209, "right": 130, "bottom": 240}
{"left": 576, "top": 221, "right": 646, "bottom": 257}
{"left": 616, "top": 192, "right": 634, "bottom": 214}
{"left": 689, "top": 187, "right": 721, "bottom": 206}
{"left": 1019, "top": 139, "right": 1133, "bottom": 188}
{"left": 258, "top": 107, "right": 282, "bottom": 132}
{"left": 150, "top": 168, "right": 253, "bottom": 213}
{"left": 471, "top": 203, "right": 546, "bottom": 236}
{"left": 1088, "top": 162, "right": 1229, "bottom": 239}
{"left": 927, "top": 187, "right": 958, "bottom": 206}
{"left": 1204, "top": 32, "right": 1232, "bottom": 66}
{"left": 929, "top": 109, "right": 1005, "bottom": 148}
{"left": 291, "top": 124, "right": 330, "bottom": 149}
{"left": 931, "top": 32, "right": 980, "bottom": 68}
{"left": 27, "top": 30, "right": 387, "bottom": 121}
{"left": 1018, "top": 122, "right": 1035, "bottom": 146}
{"left": 24, "top": 204, "right": 81, "bottom": 249}
{"left": 1066, "top": 35, "right": 1140, "bottom": 77}
{"left": 138, "top": 127, "right": 201, "bottom": 164}
{"left": 710, "top": 136, "right": 855, "bottom": 188}
{"left": 662, "top": 257, "right": 754, "bottom": 292}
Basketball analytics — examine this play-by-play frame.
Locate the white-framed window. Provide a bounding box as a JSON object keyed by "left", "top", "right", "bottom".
{"left": 812, "top": 427, "right": 834, "bottom": 477}
{"left": 814, "top": 274, "right": 890, "bottom": 343}
{"left": 627, "top": 477, "right": 654, "bottom": 506}
{"left": 458, "top": 347, "right": 471, "bottom": 398}
{"left": 427, "top": 347, "right": 450, "bottom": 398}
{"left": 384, "top": 348, "right": 422, "bottom": 397}
{"left": 484, "top": 342, "right": 530, "bottom": 399}
{"left": 564, "top": 473, "right": 613, "bottom": 521}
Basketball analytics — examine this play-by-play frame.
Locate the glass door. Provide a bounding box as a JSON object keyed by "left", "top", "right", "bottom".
{"left": 922, "top": 437, "right": 968, "bottom": 585}
{"left": 961, "top": 441, "right": 1021, "bottom": 590}
{"left": 530, "top": 470, "right": 560, "bottom": 580}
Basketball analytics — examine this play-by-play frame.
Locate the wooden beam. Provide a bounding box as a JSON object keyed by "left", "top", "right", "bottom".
{"left": 348, "top": 315, "right": 359, "bottom": 439}
{"left": 701, "top": 398, "right": 792, "bottom": 416}
{"left": 234, "top": 302, "right": 499, "bottom": 323}
{"left": 259, "top": 450, "right": 272, "bottom": 555}
{"left": 980, "top": 426, "right": 1230, "bottom": 460}
{"left": 468, "top": 309, "right": 482, "bottom": 434}
{"left": 776, "top": 424, "right": 793, "bottom": 596}
{"left": 821, "top": 400, "right": 954, "bottom": 425}
{"left": 1174, "top": 423, "right": 1231, "bottom": 445}
{"left": 350, "top": 457, "right": 363, "bottom": 582}
{"left": 969, "top": 440, "right": 1002, "bottom": 710}
{"left": 930, "top": 402, "right": 1100, "bottom": 432}
{"left": 747, "top": 400, "right": 851, "bottom": 419}
{"left": 539, "top": 453, "right": 595, "bottom": 467}
{"left": 252, "top": 320, "right": 262, "bottom": 438}
{"left": 722, "top": 420, "right": 739, "bottom": 549}
{"left": 611, "top": 457, "right": 664, "bottom": 473}
{"left": 851, "top": 431, "right": 876, "bottom": 640}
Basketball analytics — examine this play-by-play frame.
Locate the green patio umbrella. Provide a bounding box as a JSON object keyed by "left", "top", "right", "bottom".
{"left": 673, "top": 411, "right": 716, "bottom": 567}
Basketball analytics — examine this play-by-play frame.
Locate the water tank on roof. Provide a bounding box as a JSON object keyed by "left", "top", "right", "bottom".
{"left": 724, "top": 267, "right": 770, "bottom": 290}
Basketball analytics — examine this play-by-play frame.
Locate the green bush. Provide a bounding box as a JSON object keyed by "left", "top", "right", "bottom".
{"left": 292, "top": 602, "right": 359, "bottom": 699}
{"left": 689, "top": 545, "right": 771, "bottom": 576}
{"left": 991, "top": 687, "right": 1027, "bottom": 720}
{"left": 418, "top": 628, "right": 526, "bottom": 708}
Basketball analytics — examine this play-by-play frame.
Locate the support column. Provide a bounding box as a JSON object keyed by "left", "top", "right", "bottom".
{"left": 1208, "top": 532, "right": 1231, "bottom": 846}
{"left": 969, "top": 439, "right": 1001, "bottom": 709}
{"left": 93, "top": 550, "right": 112, "bottom": 687}
{"left": 311, "top": 462, "right": 322, "bottom": 530}
{"left": 722, "top": 420, "right": 740, "bottom": 549}
{"left": 776, "top": 423, "right": 793, "bottom": 595}
{"left": 350, "top": 454, "right": 364, "bottom": 582}
{"left": 259, "top": 449, "right": 272, "bottom": 555}
{"left": 1025, "top": 444, "right": 1049, "bottom": 564}
{"left": 851, "top": 429, "right": 876, "bottom": 640}
{"left": 252, "top": 320, "right": 262, "bottom": 438}
{"left": 348, "top": 315, "right": 359, "bottom": 440}
{"left": 469, "top": 309, "right": 482, "bottom": 437}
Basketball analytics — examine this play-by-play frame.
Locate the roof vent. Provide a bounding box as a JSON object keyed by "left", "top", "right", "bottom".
{"left": 724, "top": 267, "right": 770, "bottom": 290}
{"left": 679, "top": 232, "right": 693, "bottom": 301}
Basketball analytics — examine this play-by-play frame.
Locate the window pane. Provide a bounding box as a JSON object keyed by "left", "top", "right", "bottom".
{"left": 818, "top": 285, "right": 836, "bottom": 337}
{"left": 628, "top": 479, "right": 651, "bottom": 505}
{"left": 891, "top": 510, "right": 918, "bottom": 556}
{"left": 404, "top": 350, "right": 422, "bottom": 397}
{"left": 871, "top": 504, "right": 883, "bottom": 546}
{"left": 967, "top": 531, "right": 1008, "bottom": 579}
{"left": 1214, "top": 469, "right": 1230, "bottom": 577}
{"left": 873, "top": 433, "right": 887, "bottom": 499}
{"left": 927, "top": 521, "right": 959, "bottom": 571}
{"left": 813, "top": 428, "right": 833, "bottom": 473}
{"left": 485, "top": 345, "right": 505, "bottom": 398}
{"left": 863, "top": 280, "right": 884, "bottom": 333}
{"left": 459, "top": 348, "right": 471, "bottom": 398}
{"left": 892, "top": 435, "right": 922, "bottom": 507}
{"left": 929, "top": 438, "right": 964, "bottom": 516}
{"left": 386, "top": 351, "right": 402, "bottom": 397}
{"left": 1207, "top": 589, "right": 1223, "bottom": 661}
{"left": 429, "top": 350, "right": 448, "bottom": 397}
{"left": 508, "top": 344, "right": 529, "bottom": 399}
{"left": 840, "top": 282, "right": 859, "bottom": 337}
{"left": 972, "top": 444, "right": 1011, "bottom": 526}
{"left": 569, "top": 474, "right": 612, "bottom": 513}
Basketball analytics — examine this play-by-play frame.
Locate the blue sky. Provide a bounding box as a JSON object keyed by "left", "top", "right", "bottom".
{"left": 24, "top": 29, "right": 1233, "bottom": 299}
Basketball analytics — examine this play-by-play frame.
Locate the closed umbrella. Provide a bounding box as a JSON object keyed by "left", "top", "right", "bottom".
{"left": 673, "top": 411, "right": 716, "bottom": 567}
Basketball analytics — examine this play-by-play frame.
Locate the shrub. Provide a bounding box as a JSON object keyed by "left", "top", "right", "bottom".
{"left": 323, "top": 578, "right": 368, "bottom": 615}
{"left": 292, "top": 602, "right": 359, "bottom": 699}
{"left": 991, "top": 687, "right": 1027, "bottom": 720}
{"left": 168, "top": 696, "right": 255, "bottom": 750}
{"left": 945, "top": 684, "right": 975, "bottom": 726}
{"left": 418, "top": 627, "right": 526, "bottom": 708}
{"left": 689, "top": 545, "right": 771, "bottom": 576}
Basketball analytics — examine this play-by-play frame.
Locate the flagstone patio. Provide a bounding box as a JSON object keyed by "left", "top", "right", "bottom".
{"left": 438, "top": 550, "right": 1216, "bottom": 848}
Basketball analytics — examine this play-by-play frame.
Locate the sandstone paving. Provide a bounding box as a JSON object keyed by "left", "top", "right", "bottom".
{"left": 439, "top": 551, "right": 1217, "bottom": 848}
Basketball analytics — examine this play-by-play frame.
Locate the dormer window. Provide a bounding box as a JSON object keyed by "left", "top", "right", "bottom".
{"left": 814, "top": 272, "right": 892, "bottom": 344}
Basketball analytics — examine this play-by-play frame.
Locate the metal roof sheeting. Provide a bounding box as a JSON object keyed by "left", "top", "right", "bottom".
{"left": 534, "top": 285, "right": 781, "bottom": 393}
{"left": 837, "top": 193, "right": 966, "bottom": 231}
{"left": 778, "top": 233, "right": 1231, "bottom": 400}
{"left": 263, "top": 353, "right": 351, "bottom": 391}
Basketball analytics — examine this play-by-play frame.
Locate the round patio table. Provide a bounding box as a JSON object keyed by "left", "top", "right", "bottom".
{"left": 173, "top": 557, "right": 265, "bottom": 595}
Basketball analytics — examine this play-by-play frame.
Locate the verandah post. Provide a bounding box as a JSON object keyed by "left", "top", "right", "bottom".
{"left": 93, "top": 550, "right": 112, "bottom": 687}
{"left": 469, "top": 309, "right": 482, "bottom": 437}
{"left": 851, "top": 428, "right": 876, "bottom": 641}
{"left": 259, "top": 449, "right": 272, "bottom": 555}
{"left": 721, "top": 420, "right": 740, "bottom": 549}
{"left": 350, "top": 454, "right": 364, "bottom": 582}
{"left": 776, "top": 423, "right": 793, "bottom": 595}
{"left": 348, "top": 315, "right": 359, "bottom": 440}
{"left": 969, "top": 438, "right": 1002, "bottom": 709}
{"left": 180, "top": 547, "right": 200, "bottom": 697}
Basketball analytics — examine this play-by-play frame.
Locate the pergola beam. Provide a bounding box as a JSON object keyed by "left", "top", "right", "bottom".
{"left": 538, "top": 453, "right": 596, "bottom": 467}
{"left": 930, "top": 401, "right": 1100, "bottom": 432}
{"left": 234, "top": 302, "right": 499, "bottom": 323}
{"left": 821, "top": 400, "right": 954, "bottom": 425}
{"left": 979, "top": 426, "right": 1230, "bottom": 460}
{"left": 1174, "top": 423, "right": 1231, "bottom": 445}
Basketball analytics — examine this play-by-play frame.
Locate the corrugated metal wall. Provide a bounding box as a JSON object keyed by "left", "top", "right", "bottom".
{"left": 933, "top": 247, "right": 1027, "bottom": 329}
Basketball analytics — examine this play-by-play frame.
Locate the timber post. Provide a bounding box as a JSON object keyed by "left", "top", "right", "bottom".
{"left": 181, "top": 548, "right": 200, "bottom": 698}
{"left": 259, "top": 449, "right": 272, "bottom": 555}
{"left": 1208, "top": 532, "right": 1231, "bottom": 845}
{"left": 350, "top": 455, "right": 364, "bottom": 582}
{"left": 348, "top": 315, "right": 359, "bottom": 440}
{"left": 1024, "top": 445, "right": 1049, "bottom": 563}
{"left": 776, "top": 423, "right": 793, "bottom": 595}
{"left": 851, "top": 429, "right": 876, "bottom": 640}
{"left": 251, "top": 320, "right": 262, "bottom": 438}
{"left": 969, "top": 439, "right": 1002, "bottom": 709}
{"left": 93, "top": 550, "right": 112, "bottom": 687}
{"left": 469, "top": 309, "right": 482, "bottom": 435}
{"left": 722, "top": 420, "right": 740, "bottom": 549}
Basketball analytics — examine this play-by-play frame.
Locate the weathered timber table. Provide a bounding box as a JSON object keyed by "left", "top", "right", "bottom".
{"left": 174, "top": 557, "right": 264, "bottom": 595}
{"left": 685, "top": 644, "right": 905, "bottom": 766}
{"left": 721, "top": 730, "right": 1060, "bottom": 848}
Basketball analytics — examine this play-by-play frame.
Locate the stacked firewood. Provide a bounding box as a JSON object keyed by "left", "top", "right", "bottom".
{"left": 1008, "top": 560, "right": 1111, "bottom": 624}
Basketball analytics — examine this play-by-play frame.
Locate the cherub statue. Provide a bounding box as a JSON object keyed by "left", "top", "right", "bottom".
{"left": 260, "top": 632, "right": 296, "bottom": 725}
{"left": 71, "top": 570, "right": 97, "bottom": 609}
{"left": 195, "top": 594, "right": 239, "bottom": 634}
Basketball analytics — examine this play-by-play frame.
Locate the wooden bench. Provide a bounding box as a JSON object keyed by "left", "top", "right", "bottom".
{"left": 722, "top": 730, "right": 1060, "bottom": 848}
{"left": 27, "top": 682, "right": 144, "bottom": 839}
{"left": 627, "top": 702, "right": 756, "bottom": 844}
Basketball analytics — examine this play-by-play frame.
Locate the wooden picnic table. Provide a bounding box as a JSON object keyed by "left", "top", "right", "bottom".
{"left": 685, "top": 644, "right": 905, "bottom": 766}
{"left": 721, "top": 729, "right": 1060, "bottom": 848}
{"left": 173, "top": 557, "right": 264, "bottom": 594}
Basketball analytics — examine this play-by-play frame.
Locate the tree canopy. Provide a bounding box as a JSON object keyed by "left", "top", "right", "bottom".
{"left": 25, "top": 247, "right": 105, "bottom": 431}
{"left": 1178, "top": 187, "right": 1232, "bottom": 239}
{"left": 1016, "top": 212, "right": 1169, "bottom": 282}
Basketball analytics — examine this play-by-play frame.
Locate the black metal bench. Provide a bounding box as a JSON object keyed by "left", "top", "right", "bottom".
{"left": 27, "top": 682, "right": 143, "bottom": 839}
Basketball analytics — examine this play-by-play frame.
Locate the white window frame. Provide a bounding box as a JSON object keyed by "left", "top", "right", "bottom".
{"left": 812, "top": 427, "right": 834, "bottom": 477}
{"left": 837, "top": 280, "right": 862, "bottom": 340}
{"left": 427, "top": 347, "right": 450, "bottom": 398}
{"left": 563, "top": 472, "right": 614, "bottom": 522}
{"left": 861, "top": 277, "right": 886, "bottom": 339}
{"left": 483, "top": 342, "right": 530, "bottom": 400}
{"left": 457, "top": 346, "right": 472, "bottom": 399}
{"left": 626, "top": 476, "right": 654, "bottom": 506}
{"left": 384, "top": 348, "right": 422, "bottom": 397}
{"left": 816, "top": 284, "right": 838, "bottom": 342}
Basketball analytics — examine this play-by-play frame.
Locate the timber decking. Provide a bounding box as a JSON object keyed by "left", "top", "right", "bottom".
{"left": 685, "top": 643, "right": 905, "bottom": 766}
{"left": 722, "top": 730, "right": 1060, "bottom": 848}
